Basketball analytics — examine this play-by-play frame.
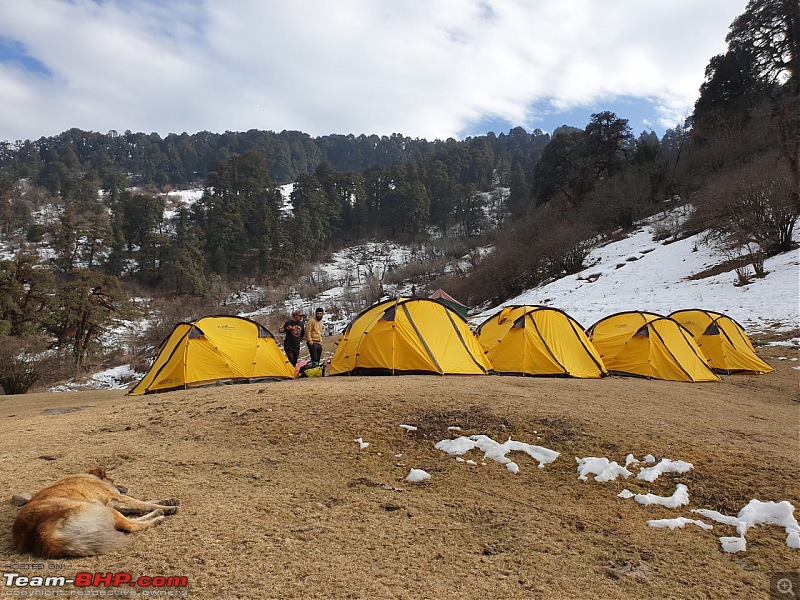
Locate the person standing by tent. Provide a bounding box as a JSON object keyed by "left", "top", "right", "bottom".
{"left": 279, "top": 309, "right": 305, "bottom": 366}
{"left": 306, "top": 307, "right": 324, "bottom": 365}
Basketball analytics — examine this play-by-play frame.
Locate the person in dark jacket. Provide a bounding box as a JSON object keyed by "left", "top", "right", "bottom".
{"left": 279, "top": 309, "right": 305, "bottom": 366}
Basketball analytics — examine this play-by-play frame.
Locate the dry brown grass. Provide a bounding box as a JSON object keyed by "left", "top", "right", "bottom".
{"left": 0, "top": 345, "right": 798, "bottom": 599}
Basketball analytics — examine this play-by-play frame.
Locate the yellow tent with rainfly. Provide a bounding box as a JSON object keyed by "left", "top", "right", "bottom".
{"left": 128, "top": 315, "right": 294, "bottom": 395}
{"left": 586, "top": 311, "right": 719, "bottom": 382}
{"left": 329, "top": 297, "right": 491, "bottom": 376}
{"left": 476, "top": 305, "right": 607, "bottom": 378}
{"left": 669, "top": 309, "right": 773, "bottom": 374}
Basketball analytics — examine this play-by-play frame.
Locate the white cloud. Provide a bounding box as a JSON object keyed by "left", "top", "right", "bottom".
{"left": 0, "top": 0, "right": 749, "bottom": 141}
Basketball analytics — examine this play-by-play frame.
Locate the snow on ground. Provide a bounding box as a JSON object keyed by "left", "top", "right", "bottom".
{"left": 576, "top": 457, "right": 632, "bottom": 482}
{"left": 405, "top": 468, "right": 431, "bottom": 483}
{"left": 637, "top": 458, "right": 694, "bottom": 482}
{"left": 692, "top": 500, "right": 800, "bottom": 553}
{"left": 278, "top": 183, "right": 295, "bottom": 215}
{"left": 629, "top": 484, "right": 690, "bottom": 508}
{"left": 426, "top": 438, "right": 799, "bottom": 552}
{"left": 49, "top": 364, "right": 142, "bottom": 392}
{"left": 316, "top": 242, "right": 414, "bottom": 290}
{"left": 475, "top": 208, "right": 800, "bottom": 337}
{"left": 648, "top": 517, "right": 714, "bottom": 531}
{"left": 435, "top": 434, "right": 560, "bottom": 473}
{"left": 163, "top": 188, "right": 205, "bottom": 220}
{"left": 241, "top": 240, "right": 418, "bottom": 336}
{"left": 431, "top": 441, "right": 796, "bottom": 553}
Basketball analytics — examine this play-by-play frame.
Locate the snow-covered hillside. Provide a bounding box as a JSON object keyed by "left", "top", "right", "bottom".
{"left": 475, "top": 209, "right": 799, "bottom": 338}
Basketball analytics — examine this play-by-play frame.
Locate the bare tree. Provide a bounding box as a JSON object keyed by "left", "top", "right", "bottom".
{"left": 692, "top": 153, "right": 798, "bottom": 266}
{"left": 0, "top": 335, "right": 57, "bottom": 394}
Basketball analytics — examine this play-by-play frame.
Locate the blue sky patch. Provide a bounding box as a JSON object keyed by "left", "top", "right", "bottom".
{"left": 0, "top": 38, "right": 52, "bottom": 77}
{"left": 462, "top": 97, "right": 681, "bottom": 140}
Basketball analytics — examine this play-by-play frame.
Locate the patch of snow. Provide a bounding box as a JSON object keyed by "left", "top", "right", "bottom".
{"left": 637, "top": 458, "right": 694, "bottom": 482}
{"left": 406, "top": 468, "right": 431, "bottom": 483}
{"left": 766, "top": 338, "right": 800, "bottom": 347}
{"left": 720, "top": 536, "right": 747, "bottom": 553}
{"left": 435, "top": 435, "right": 559, "bottom": 473}
{"left": 473, "top": 208, "right": 800, "bottom": 337}
{"left": 49, "top": 364, "right": 142, "bottom": 392}
{"left": 648, "top": 517, "right": 713, "bottom": 531}
{"left": 633, "top": 484, "right": 690, "bottom": 508}
{"left": 576, "top": 457, "right": 633, "bottom": 482}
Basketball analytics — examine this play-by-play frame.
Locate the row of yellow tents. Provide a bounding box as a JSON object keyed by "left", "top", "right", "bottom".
{"left": 129, "top": 300, "right": 773, "bottom": 395}
{"left": 328, "top": 300, "right": 772, "bottom": 382}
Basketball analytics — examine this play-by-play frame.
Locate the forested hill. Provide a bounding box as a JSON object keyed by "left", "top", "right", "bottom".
{"left": 0, "top": 126, "right": 553, "bottom": 187}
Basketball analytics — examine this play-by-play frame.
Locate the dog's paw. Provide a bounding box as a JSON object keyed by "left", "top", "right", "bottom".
{"left": 160, "top": 505, "right": 179, "bottom": 516}
{"left": 155, "top": 498, "right": 180, "bottom": 507}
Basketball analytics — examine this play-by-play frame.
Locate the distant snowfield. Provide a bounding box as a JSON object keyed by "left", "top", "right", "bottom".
{"left": 163, "top": 188, "right": 205, "bottom": 220}
{"left": 475, "top": 209, "right": 800, "bottom": 338}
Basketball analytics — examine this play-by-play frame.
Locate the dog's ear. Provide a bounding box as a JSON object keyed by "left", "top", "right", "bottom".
{"left": 87, "top": 467, "right": 107, "bottom": 479}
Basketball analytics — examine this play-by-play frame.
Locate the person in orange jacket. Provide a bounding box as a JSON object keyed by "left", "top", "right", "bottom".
{"left": 306, "top": 307, "right": 324, "bottom": 364}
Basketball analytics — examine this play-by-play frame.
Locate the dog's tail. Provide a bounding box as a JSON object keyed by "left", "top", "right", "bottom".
{"left": 32, "top": 503, "right": 131, "bottom": 558}
{"left": 43, "top": 530, "right": 130, "bottom": 558}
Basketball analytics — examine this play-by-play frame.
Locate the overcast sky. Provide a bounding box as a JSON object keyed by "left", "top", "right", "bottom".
{"left": 0, "top": 0, "right": 749, "bottom": 144}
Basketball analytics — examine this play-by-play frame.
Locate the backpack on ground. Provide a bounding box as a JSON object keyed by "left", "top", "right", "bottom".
{"left": 298, "top": 362, "right": 325, "bottom": 378}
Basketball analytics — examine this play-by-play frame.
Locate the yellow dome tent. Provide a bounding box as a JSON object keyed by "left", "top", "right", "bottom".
{"left": 476, "top": 305, "right": 607, "bottom": 378}
{"left": 329, "top": 297, "right": 491, "bottom": 376}
{"left": 586, "top": 311, "right": 719, "bottom": 382}
{"left": 669, "top": 309, "right": 773, "bottom": 374}
{"left": 128, "top": 315, "right": 294, "bottom": 395}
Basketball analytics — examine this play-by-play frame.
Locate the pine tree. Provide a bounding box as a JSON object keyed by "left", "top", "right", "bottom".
{"left": 47, "top": 269, "right": 128, "bottom": 370}
{"left": 163, "top": 208, "right": 206, "bottom": 295}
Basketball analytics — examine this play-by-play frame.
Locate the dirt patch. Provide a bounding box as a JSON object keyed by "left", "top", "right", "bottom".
{"left": 602, "top": 558, "right": 658, "bottom": 580}
{"left": 405, "top": 405, "right": 514, "bottom": 440}
{"left": 42, "top": 405, "right": 87, "bottom": 416}
{"left": 687, "top": 257, "right": 746, "bottom": 280}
